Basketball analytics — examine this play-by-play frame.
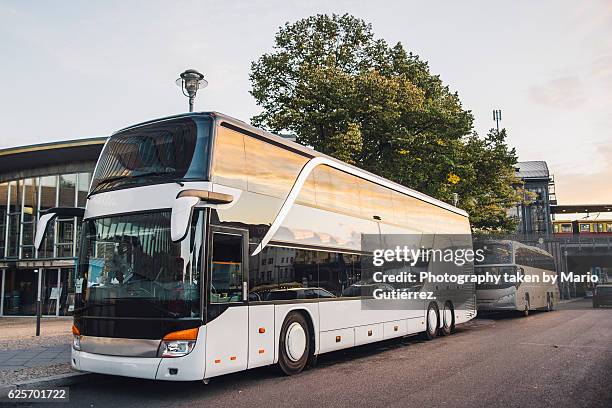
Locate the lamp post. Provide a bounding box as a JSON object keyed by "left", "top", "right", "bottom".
{"left": 35, "top": 269, "right": 42, "bottom": 336}
{"left": 176, "top": 69, "right": 208, "bottom": 112}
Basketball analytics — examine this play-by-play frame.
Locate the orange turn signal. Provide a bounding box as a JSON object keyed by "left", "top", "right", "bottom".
{"left": 163, "top": 327, "right": 199, "bottom": 341}
{"left": 71, "top": 324, "right": 80, "bottom": 336}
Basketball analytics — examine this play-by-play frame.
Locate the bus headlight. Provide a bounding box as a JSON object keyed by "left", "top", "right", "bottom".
{"left": 158, "top": 328, "right": 199, "bottom": 358}
{"left": 159, "top": 340, "right": 196, "bottom": 358}
{"left": 71, "top": 324, "right": 82, "bottom": 351}
{"left": 497, "top": 293, "right": 515, "bottom": 304}
{"left": 72, "top": 335, "right": 82, "bottom": 351}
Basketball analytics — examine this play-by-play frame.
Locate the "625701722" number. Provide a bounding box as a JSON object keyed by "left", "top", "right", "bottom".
{"left": 5, "top": 388, "right": 68, "bottom": 401}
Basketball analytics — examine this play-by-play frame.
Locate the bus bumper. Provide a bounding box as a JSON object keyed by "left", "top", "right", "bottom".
{"left": 71, "top": 328, "right": 206, "bottom": 381}
{"left": 477, "top": 297, "right": 517, "bottom": 311}
{"left": 72, "top": 349, "right": 161, "bottom": 380}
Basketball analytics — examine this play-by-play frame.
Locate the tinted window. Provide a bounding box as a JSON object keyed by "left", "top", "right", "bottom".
{"left": 249, "top": 246, "right": 317, "bottom": 301}
{"left": 474, "top": 242, "right": 513, "bottom": 265}
{"left": 474, "top": 266, "right": 517, "bottom": 289}
{"left": 266, "top": 290, "right": 298, "bottom": 301}
{"left": 211, "top": 233, "right": 244, "bottom": 303}
{"left": 91, "top": 117, "right": 211, "bottom": 194}
{"left": 212, "top": 126, "right": 247, "bottom": 189}
{"left": 244, "top": 134, "right": 308, "bottom": 198}
{"left": 317, "top": 252, "right": 361, "bottom": 297}
{"left": 77, "top": 211, "right": 203, "bottom": 319}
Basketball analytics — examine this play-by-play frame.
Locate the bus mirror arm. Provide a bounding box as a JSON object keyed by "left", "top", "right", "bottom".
{"left": 34, "top": 207, "right": 85, "bottom": 251}
{"left": 176, "top": 189, "right": 233, "bottom": 204}
{"left": 171, "top": 190, "right": 234, "bottom": 242}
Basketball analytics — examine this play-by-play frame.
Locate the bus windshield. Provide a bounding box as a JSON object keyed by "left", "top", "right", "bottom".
{"left": 474, "top": 241, "right": 513, "bottom": 265}
{"left": 75, "top": 210, "right": 204, "bottom": 319}
{"left": 474, "top": 266, "right": 517, "bottom": 289}
{"left": 90, "top": 115, "right": 212, "bottom": 195}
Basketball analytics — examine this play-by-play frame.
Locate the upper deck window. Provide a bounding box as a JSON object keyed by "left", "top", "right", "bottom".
{"left": 90, "top": 116, "right": 211, "bottom": 195}
{"left": 473, "top": 242, "right": 513, "bottom": 265}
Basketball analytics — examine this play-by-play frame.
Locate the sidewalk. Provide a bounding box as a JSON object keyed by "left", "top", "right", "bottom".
{"left": 0, "top": 317, "right": 73, "bottom": 385}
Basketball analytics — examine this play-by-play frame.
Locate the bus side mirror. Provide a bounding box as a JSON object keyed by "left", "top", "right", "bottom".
{"left": 34, "top": 213, "right": 58, "bottom": 251}
{"left": 34, "top": 207, "right": 86, "bottom": 251}
{"left": 171, "top": 196, "right": 200, "bottom": 242}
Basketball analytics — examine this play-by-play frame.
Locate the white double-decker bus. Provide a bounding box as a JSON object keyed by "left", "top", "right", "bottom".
{"left": 474, "top": 240, "right": 559, "bottom": 315}
{"left": 35, "top": 112, "right": 476, "bottom": 381}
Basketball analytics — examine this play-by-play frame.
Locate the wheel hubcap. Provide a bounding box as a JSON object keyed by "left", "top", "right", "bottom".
{"left": 285, "top": 322, "right": 306, "bottom": 362}
{"left": 428, "top": 308, "right": 437, "bottom": 333}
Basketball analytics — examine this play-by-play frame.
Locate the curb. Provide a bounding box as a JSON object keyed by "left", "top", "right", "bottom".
{"left": 0, "top": 371, "right": 92, "bottom": 398}
{"left": 556, "top": 298, "right": 586, "bottom": 304}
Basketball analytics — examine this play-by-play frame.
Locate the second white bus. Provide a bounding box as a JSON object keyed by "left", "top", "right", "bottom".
{"left": 474, "top": 240, "right": 559, "bottom": 316}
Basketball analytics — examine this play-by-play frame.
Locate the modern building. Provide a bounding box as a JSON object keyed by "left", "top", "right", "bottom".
{"left": 0, "top": 138, "right": 106, "bottom": 317}
{"left": 510, "top": 161, "right": 556, "bottom": 235}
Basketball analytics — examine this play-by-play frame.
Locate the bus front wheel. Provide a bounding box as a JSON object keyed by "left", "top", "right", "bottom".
{"left": 523, "top": 295, "right": 530, "bottom": 317}
{"left": 278, "top": 312, "right": 310, "bottom": 376}
{"left": 425, "top": 303, "right": 439, "bottom": 340}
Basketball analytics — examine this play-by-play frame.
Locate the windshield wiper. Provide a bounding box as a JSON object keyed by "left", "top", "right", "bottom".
{"left": 134, "top": 171, "right": 185, "bottom": 187}
{"left": 88, "top": 171, "right": 183, "bottom": 197}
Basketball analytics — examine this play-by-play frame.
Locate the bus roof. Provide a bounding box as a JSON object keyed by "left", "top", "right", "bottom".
{"left": 476, "top": 239, "right": 553, "bottom": 257}
{"left": 114, "top": 111, "right": 469, "bottom": 218}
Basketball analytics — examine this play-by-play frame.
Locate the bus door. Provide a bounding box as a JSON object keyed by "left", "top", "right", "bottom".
{"left": 204, "top": 226, "right": 249, "bottom": 378}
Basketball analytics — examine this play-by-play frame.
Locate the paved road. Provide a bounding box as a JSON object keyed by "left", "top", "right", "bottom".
{"left": 39, "top": 300, "right": 612, "bottom": 408}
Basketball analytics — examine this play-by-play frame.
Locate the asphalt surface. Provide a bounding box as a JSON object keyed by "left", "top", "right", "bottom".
{"left": 21, "top": 299, "right": 612, "bottom": 408}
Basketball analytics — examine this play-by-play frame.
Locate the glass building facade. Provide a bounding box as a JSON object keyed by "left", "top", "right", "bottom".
{"left": 0, "top": 138, "right": 105, "bottom": 317}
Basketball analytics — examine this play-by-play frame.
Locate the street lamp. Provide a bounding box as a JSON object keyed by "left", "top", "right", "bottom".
{"left": 175, "top": 69, "right": 208, "bottom": 112}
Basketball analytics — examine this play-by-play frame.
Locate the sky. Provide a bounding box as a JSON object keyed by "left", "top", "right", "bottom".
{"left": 0, "top": 0, "right": 610, "bottom": 205}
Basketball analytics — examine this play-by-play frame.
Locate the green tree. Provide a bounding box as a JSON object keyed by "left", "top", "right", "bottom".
{"left": 454, "top": 129, "right": 531, "bottom": 232}
{"left": 250, "top": 13, "right": 522, "bottom": 232}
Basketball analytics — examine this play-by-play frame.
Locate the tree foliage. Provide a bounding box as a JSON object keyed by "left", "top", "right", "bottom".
{"left": 250, "top": 13, "right": 523, "bottom": 232}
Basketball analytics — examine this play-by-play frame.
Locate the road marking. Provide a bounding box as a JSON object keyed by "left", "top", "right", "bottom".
{"left": 519, "top": 342, "right": 612, "bottom": 351}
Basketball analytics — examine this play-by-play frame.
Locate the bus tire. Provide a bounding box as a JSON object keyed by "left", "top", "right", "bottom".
{"left": 549, "top": 294, "right": 554, "bottom": 311}
{"left": 425, "top": 302, "right": 439, "bottom": 340}
{"left": 278, "top": 312, "right": 310, "bottom": 376}
{"left": 307, "top": 353, "right": 318, "bottom": 368}
{"left": 440, "top": 301, "right": 455, "bottom": 336}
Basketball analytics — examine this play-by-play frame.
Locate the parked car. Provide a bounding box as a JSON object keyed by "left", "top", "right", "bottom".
{"left": 593, "top": 284, "right": 612, "bottom": 308}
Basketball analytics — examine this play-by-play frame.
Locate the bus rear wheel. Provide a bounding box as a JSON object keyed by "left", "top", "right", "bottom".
{"left": 278, "top": 312, "right": 310, "bottom": 376}
{"left": 440, "top": 301, "right": 455, "bottom": 336}
{"left": 425, "top": 303, "right": 439, "bottom": 340}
